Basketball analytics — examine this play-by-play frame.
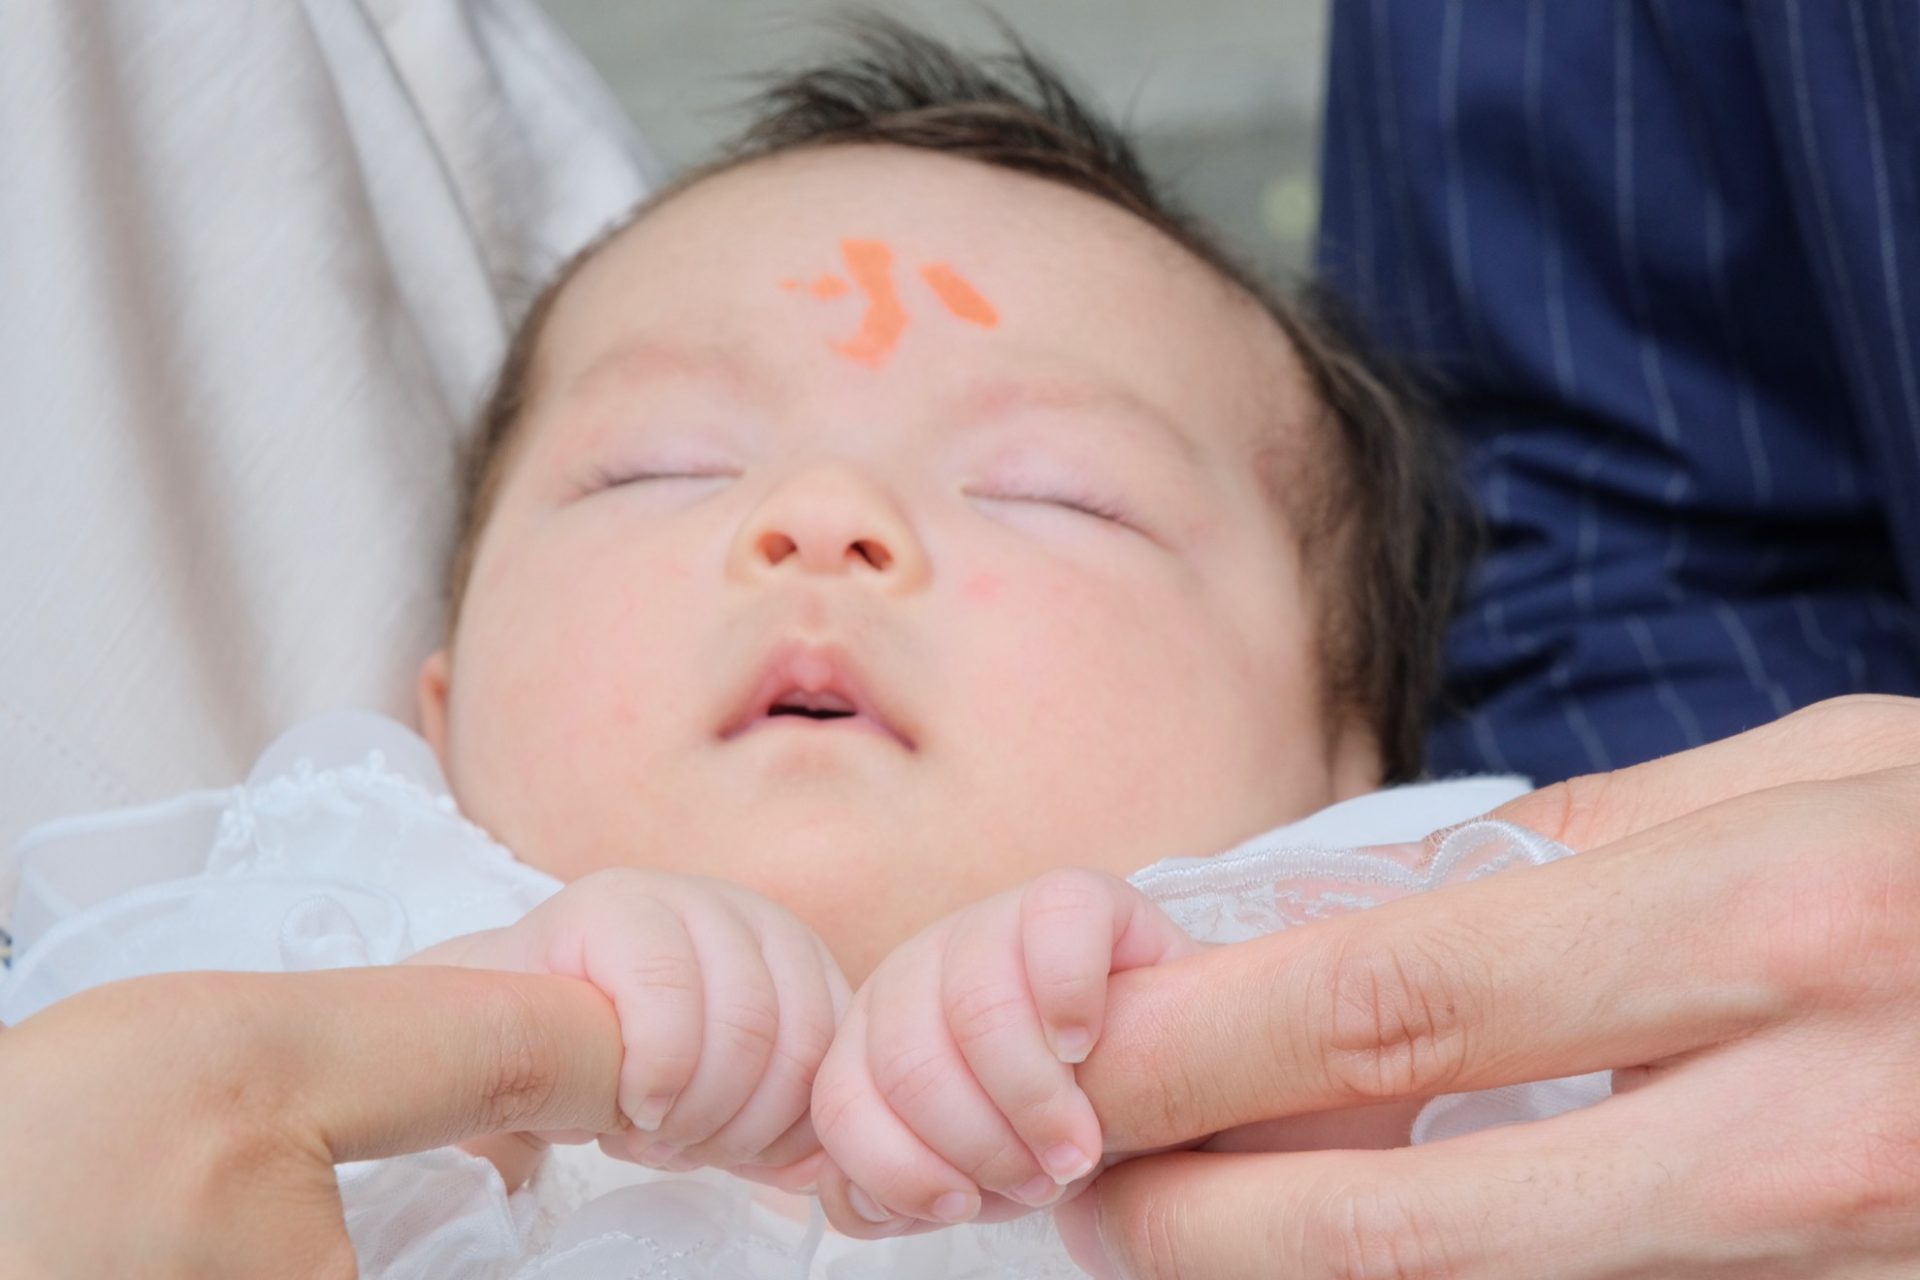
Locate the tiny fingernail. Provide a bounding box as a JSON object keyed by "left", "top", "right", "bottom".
{"left": 628, "top": 1091, "right": 677, "bottom": 1132}
{"left": 1052, "top": 1026, "right": 1093, "bottom": 1064}
{"left": 848, "top": 1184, "right": 895, "bottom": 1225}
{"left": 1014, "top": 1173, "right": 1061, "bottom": 1207}
{"left": 1043, "top": 1142, "right": 1093, "bottom": 1183}
{"left": 931, "top": 1190, "right": 978, "bottom": 1224}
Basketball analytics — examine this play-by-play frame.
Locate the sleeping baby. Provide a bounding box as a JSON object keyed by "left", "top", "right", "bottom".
{"left": 0, "top": 16, "right": 1609, "bottom": 1277}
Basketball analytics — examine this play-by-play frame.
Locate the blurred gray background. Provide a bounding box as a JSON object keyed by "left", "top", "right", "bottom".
{"left": 536, "top": 2, "right": 1330, "bottom": 282}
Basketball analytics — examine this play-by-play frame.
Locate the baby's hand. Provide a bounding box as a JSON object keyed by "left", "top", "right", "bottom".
{"left": 808, "top": 868, "right": 1203, "bottom": 1236}
{"left": 408, "top": 868, "right": 849, "bottom": 1186}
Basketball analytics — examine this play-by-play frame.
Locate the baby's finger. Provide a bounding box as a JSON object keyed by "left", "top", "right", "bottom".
{"left": 813, "top": 994, "right": 982, "bottom": 1228}
{"left": 943, "top": 908, "right": 1102, "bottom": 1187}
{"left": 581, "top": 901, "right": 705, "bottom": 1134}
{"left": 813, "top": 1156, "right": 936, "bottom": 1240}
{"left": 639, "top": 899, "right": 780, "bottom": 1152}
{"left": 861, "top": 931, "right": 1060, "bottom": 1207}
{"left": 733, "top": 1111, "right": 823, "bottom": 1182}
{"left": 677, "top": 912, "right": 838, "bottom": 1168}
{"left": 1019, "top": 868, "right": 1199, "bottom": 1065}
{"left": 733, "top": 1151, "right": 828, "bottom": 1195}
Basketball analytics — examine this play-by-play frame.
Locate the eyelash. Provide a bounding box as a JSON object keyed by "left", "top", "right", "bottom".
{"left": 593, "top": 467, "right": 729, "bottom": 489}
{"left": 999, "top": 490, "right": 1134, "bottom": 526}
{"left": 592, "top": 470, "right": 1133, "bottom": 528}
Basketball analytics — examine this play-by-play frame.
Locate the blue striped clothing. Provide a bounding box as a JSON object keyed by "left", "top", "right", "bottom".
{"left": 1316, "top": 0, "right": 1920, "bottom": 784}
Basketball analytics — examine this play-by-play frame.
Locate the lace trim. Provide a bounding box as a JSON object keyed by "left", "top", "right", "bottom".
{"left": 210, "top": 750, "right": 507, "bottom": 871}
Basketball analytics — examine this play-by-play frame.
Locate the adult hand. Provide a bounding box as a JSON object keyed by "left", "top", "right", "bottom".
{"left": 0, "top": 965, "right": 624, "bottom": 1279}
{"left": 1056, "top": 695, "right": 1920, "bottom": 1278}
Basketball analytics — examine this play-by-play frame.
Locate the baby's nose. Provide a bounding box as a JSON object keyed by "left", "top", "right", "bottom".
{"left": 727, "top": 461, "right": 931, "bottom": 591}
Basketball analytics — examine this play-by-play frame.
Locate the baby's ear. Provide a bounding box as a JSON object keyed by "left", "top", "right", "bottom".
{"left": 416, "top": 649, "right": 452, "bottom": 762}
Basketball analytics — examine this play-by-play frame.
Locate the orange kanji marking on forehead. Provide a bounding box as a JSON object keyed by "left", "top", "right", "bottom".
{"left": 920, "top": 263, "right": 999, "bottom": 328}
{"left": 831, "top": 239, "right": 910, "bottom": 367}
{"left": 779, "top": 240, "right": 1003, "bottom": 366}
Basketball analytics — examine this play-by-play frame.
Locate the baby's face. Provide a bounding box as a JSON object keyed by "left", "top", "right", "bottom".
{"left": 420, "top": 147, "right": 1378, "bottom": 979}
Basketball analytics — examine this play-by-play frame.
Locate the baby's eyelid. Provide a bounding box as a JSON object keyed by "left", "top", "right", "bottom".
{"left": 973, "top": 486, "right": 1136, "bottom": 528}
{"left": 593, "top": 465, "right": 736, "bottom": 487}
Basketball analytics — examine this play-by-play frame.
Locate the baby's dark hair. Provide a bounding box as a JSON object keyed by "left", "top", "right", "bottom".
{"left": 448, "top": 13, "right": 1473, "bottom": 784}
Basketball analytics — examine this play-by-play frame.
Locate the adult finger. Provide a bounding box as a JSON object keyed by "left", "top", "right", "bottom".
{"left": 260, "top": 966, "right": 625, "bottom": 1161}
{"left": 1056, "top": 1082, "right": 1692, "bottom": 1280}
{"left": 1079, "top": 770, "right": 1920, "bottom": 1150}
{"left": 1493, "top": 694, "right": 1920, "bottom": 852}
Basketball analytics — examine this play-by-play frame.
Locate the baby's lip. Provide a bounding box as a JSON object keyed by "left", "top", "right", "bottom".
{"left": 719, "top": 640, "right": 915, "bottom": 750}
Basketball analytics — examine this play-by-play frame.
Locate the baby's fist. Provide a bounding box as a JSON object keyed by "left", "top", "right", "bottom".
{"left": 413, "top": 869, "right": 849, "bottom": 1182}
{"left": 810, "top": 868, "right": 1202, "bottom": 1236}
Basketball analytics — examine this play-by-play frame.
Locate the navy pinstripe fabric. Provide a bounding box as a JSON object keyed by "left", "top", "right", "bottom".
{"left": 1317, "top": 0, "right": 1920, "bottom": 783}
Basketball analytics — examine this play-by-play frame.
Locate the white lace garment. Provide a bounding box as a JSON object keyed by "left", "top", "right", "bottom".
{"left": 0, "top": 712, "right": 1611, "bottom": 1278}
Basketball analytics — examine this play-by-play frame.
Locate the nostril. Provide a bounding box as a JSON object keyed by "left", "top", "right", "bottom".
{"left": 854, "top": 540, "right": 891, "bottom": 570}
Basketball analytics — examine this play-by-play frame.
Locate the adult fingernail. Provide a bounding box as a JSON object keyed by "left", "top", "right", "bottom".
{"left": 848, "top": 1184, "right": 895, "bottom": 1225}
{"left": 1014, "top": 1173, "right": 1062, "bottom": 1207}
{"left": 931, "top": 1189, "right": 978, "bottom": 1224}
{"left": 1051, "top": 1026, "right": 1093, "bottom": 1064}
{"left": 628, "top": 1091, "right": 677, "bottom": 1132}
{"left": 1043, "top": 1142, "right": 1093, "bottom": 1183}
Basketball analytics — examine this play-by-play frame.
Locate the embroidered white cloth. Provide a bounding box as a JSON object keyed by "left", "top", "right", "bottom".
{"left": 0, "top": 713, "right": 1612, "bottom": 1278}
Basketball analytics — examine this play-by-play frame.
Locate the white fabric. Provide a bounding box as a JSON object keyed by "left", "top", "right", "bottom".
{"left": 0, "top": 713, "right": 1611, "bottom": 1278}
{"left": 0, "top": 0, "right": 657, "bottom": 925}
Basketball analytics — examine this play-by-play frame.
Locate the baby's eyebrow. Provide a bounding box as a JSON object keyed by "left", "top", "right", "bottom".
{"left": 951, "top": 377, "right": 1203, "bottom": 468}
{"left": 555, "top": 339, "right": 1203, "bottom": 467}
{"left": 561, "top": 339, "right": 759, "bottom": 408}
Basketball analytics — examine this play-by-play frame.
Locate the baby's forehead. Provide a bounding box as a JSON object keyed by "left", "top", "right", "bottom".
{"left": 531, "top": 147, "right": 1316, "bottom": 463}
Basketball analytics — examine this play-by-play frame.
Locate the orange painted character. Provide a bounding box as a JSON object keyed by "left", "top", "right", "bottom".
{"left": 782, "top": 239, "right": 999, "bottom": 366}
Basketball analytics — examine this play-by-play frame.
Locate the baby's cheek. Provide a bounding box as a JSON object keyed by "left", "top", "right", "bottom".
{"left": 966, "top": 573, "right": 1171, "bottom": 800}
{"left": 962, "top": 569, "right": 1003, "bottom": 606}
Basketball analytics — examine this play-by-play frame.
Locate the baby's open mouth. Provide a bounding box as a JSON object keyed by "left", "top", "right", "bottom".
{"left": 768, "top": 691, "right": 857, "bottom": 720}
{"left": 720, "top": 642, "right": 915, "bottom": 749}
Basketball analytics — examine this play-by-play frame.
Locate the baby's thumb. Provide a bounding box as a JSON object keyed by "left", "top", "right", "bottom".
{"left": 1020, "top": 870, "right": 1201, "bottom": 1066}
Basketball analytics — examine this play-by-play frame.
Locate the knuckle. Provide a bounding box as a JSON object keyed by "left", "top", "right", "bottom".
{"left": 870, "top": 1039, "right": 956, "bottom": 1116}
{"left": 1778, "top": 695, "right": 1920, "bottom": 772}
{"left": 808, "top": 1069, "right": 862, "bottom": 1145}
{"left": 1515, "top": 768, "right": 1623, "bottom": 852}
{"left": 964, "top": 1140, "right": 1041, "bottom": 1189}
{"left": 1023, "top": 868, "right": 1116, "bottom": 924}
{"left": 477, "top": 983, "right": 563, "bottom": 1132}
{"left": 709, "top": 988, "right": 781, "bottom": 1062}
{"left": 946, "top": 977, "right": 1034, "bottom": 1048}
{"left": 764, "top": 1011, "right": 836, "bottom": 1092}
{"left": 1715, "top": 1122, "right": 1920, "bottom": 1245}
{"left": 1304, "top": 1180, "right": 1466, "bottom": 1280}
{"left": 1801, "top": 1125, "right": 1920, "bottom": 1236}
{"left": 1029, "top": 964, "right": 1103, "bottom": 1007}
{"left": 1316, "top": 929, "right": 1476, "bottom": 1102}
{"left": 1104, "top": 1184, "right": 1202, "bottom": 1280}
{"left": 623, "top": 950, "right": 703, "bottom": 1003}
{"left": 1729, "top": 784, "right": 1920, "bottom": 1006}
